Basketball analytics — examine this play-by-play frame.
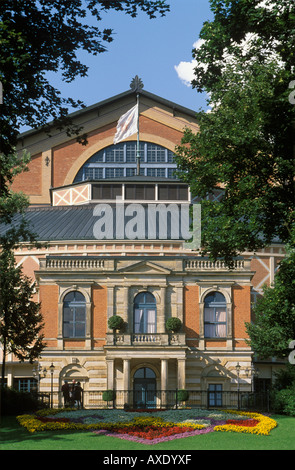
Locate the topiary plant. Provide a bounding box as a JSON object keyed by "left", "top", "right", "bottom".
{"left": 165, "top": 317, "right": 182, "bottom": 333}
{"left": 102, "top": 390, "right": 116, "bottom": 402}
{"left": 177, "top": 389, "right": 189, "bottom": 402}
{"left": 108, "top": 315, "right": 124, "bottom": 331}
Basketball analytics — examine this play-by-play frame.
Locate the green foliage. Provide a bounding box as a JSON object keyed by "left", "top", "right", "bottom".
{"left": 177, "top": 389, "right": 189, "bottom": 402}
{"left": 175, "top": 0, "right": 295, "bottom": 263}
{"left": 245, "top": 240, "right": 295, "bottom": 359}
{"left": 0, "top": 249, "right": 45, "bottom": 382}
{"left": 270, "top": 364, "right": 295, "bottom": 416}
{"left": 0, "top": 1, "right": 169, "bottom": 155}
{"left": 271, "top": 388, "right": 295, "bottom": 417}
{"left": 0, "top": 387, "right": 43, "bottom": 416}
{"left": 165, "top": 317, "right": 182, "bottom": 332}
{"left": 108, "top": 315, "right": 124, "bottom": 331}
{"left": 273, "top": 364, "right": 295, "bottom": 391}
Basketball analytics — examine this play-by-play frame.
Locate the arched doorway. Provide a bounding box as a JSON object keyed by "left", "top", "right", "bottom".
{"left": 133, "top": 367, "right": 156, "bottom": 408}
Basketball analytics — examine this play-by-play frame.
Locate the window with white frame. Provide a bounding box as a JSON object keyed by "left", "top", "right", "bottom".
{"left": 74, "top": 142, "right": 178, "bottom": 182}
{"left": 63, "top": 291, "right": 86, "bottom": 338}
{"left": 204, "top": 292, "right": 227, "bottom": 338}
{"left": 134, "top": 292, "right": 157, "bottom": 334}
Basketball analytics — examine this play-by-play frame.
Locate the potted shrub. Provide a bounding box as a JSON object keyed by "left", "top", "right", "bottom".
{"left": 108, "top": 315, "right": 124, "bottom": 332}
{"left": 177, "top": 389, "right": 189, "bottom": 403}
{"left": 165, "top": 317, "right": 182, "bottom": 333}
{"left": 103, "top": 389, "right": 116, "bottom": 408}
{"left": 102, "top": 390, "right": 116, "bottom": 402}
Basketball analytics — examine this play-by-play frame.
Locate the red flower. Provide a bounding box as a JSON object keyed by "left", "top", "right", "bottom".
{"left": 226, "top": 419, "right": 259, "bottom": 427}
{"left": 112, "top": 425, "right": 195, "bottom": 440}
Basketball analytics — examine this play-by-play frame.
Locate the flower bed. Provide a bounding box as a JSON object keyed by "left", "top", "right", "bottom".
{"left": 16, "top": 408, "right": 277, "bottom": 443}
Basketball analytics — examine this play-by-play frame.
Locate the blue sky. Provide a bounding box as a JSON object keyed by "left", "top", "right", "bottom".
{"left": 47, "top": 0, "right": 213, "bottom": 114}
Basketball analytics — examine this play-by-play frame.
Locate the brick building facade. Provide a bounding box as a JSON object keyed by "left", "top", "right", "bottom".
{"left": 1, "top": 84, "right": 285, "bottom": 407}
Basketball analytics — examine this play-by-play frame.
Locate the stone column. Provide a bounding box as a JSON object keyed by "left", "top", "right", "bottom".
{"left": 161, "top": 359, "right": 168, "bottom": 390}
{"left": 177, "top": 358, "right": 186, "bottom": 389}
{"left": 123, "top": 286, "right": 129, "bottom": 326}
{"left": 123, "top": 359, "right": 130, "bottom": 391}
{"left": 123, "top": 358, "right": 131, "bottom": 406}
{"left": 106, "top": 359, "right": 114, "bottom": 390}
{"left": 161, "top": 359, "right": 168, "bottom": 407}
{"left": 85, "top": 300, "right": 92, "bottom": 349}
{"left": 158, "top": 286, "right": 166, "bottom": 333}
{"left": 107, "top": 286, "right": 114, "bottom": 332}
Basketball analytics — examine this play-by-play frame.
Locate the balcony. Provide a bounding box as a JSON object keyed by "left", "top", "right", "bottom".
{"left": 106, "top": 332, "right": 186, "bottom": 347}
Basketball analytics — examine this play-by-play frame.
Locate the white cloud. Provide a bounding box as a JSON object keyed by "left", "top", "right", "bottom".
{"left": 174, "top": 39, "right": 204, "bottom": 87}
{"left": 174, "top": 60, "right": 198, "bottom": 87}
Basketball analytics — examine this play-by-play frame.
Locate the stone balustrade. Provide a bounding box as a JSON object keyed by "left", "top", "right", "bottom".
{"left": 106, "top": 333, "right": 186, "bottom": 347}
{"left": 39, "top": 256, "right": 250, "bottom": 272}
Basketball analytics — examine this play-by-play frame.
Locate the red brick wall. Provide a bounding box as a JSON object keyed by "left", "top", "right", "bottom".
{"left": 39, "top": 284, "right": 59, "bottom": 348}
{"left": 52, "top": 123, "right": 115, "bottom": 188}
{"left": 232, "top": 285, "right": 251, "bottom": 348}
{"left": 52, "top": 116, "right": 184, "bottom": 188}
{"left": 184, "top": 285, "right": 199, "bottom": 347}
{"left": 11, "top": 153, "right": 42, "bottom": 195}
{"left": 92, "top": 285, "right": 107, "bottom": 347}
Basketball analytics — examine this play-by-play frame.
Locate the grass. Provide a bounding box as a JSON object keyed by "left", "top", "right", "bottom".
{"left": 1, "top": 413, "right": 295, "bottom": 451}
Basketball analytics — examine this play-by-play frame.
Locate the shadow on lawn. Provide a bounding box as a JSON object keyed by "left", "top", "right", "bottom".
{"left": 0, "top": 416, "right": 81, "bottom": 445}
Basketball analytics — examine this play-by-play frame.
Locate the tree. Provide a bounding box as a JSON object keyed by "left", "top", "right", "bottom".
{"left": 175, "top": 0, "right": 295, "bottom": 264}
{"left": 245, "top": 240, "right": 295, "bottom": 359}
{"left": 0, "top": 0, "right": 169, "bottom": 156}
{"left": 0, "top": 248, "right": 45, "bottom": 384}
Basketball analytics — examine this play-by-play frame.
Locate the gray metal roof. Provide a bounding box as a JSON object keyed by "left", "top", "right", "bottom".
{"left": 0, "top": 203, "right": 188, "bottom": 242}
{"left": 0, "top": 205, "right": 99, "bottom": 241}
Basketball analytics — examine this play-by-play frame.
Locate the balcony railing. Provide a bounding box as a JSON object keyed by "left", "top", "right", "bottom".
{"left": 39, "top": 256, "right": 251, "bottom": 272}
{"left": 106, "top": 333, "right": 186, "bottom": 346}
{"left": 185, "top": 259, "right": 251, "bottom": 270}
{"left": 41, "top": 257, "right": 106, "bottom": 270}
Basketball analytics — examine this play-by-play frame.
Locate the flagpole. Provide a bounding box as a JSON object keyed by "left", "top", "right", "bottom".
{"left": 136, "top": 93, "right": 140, "bottom": 176}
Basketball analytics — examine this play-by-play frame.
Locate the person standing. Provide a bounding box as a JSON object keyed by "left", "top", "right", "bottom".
{"left": 74, "top": 381, "right": 83, "bottom": 409}
{"left": 61, "top": 381, "right": 70, "bottom": 407}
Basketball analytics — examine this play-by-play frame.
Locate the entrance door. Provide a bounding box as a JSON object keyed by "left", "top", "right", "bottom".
{"left": 208, "top": 384, "right": 223, "bottom": 407}
{"left": 133, "top": 367, "right": 156, "bottom": 408}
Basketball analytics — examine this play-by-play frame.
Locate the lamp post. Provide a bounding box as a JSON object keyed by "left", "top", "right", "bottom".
{"left": 49, "top": 363, "right": 55, "bottom": 408}
{"left": 236, "top": 362, "right": 241, "bottom": 410}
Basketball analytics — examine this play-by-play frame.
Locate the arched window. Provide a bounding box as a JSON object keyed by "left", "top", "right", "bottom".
{"left": 134, "top": 292, "right": 157, "bottom": 334}
{"left": 134, "top": 367, "right": 156, "bottom": 379}
{"left": 63, "top": 291, "right": 86, "bottom": 338}
{"left": 74, "top": 141, "right": 178, "bottom": 182}
{"left": 204, "top": 292, "right": 227, "bottom": 338}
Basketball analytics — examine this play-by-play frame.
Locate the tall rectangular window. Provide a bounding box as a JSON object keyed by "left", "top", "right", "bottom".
{"left": 208, "top": 384, "right": 223, "bottom": 407}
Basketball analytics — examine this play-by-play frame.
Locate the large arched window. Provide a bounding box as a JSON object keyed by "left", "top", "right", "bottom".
{"left": 74, "top": 141, "right": 178, "bottom": 182}
{"left": 204, "top": 292, "right": 227, "bottom": 338}
{"left": 63, "top": 291, "right": 86, "bottom": 338}
{"left": 134, "top": 292, "right": 157, "bottom": 334}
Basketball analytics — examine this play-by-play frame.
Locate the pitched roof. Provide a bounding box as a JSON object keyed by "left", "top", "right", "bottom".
{"left": 18, "top": 88, "right": 197, "bottom": 140}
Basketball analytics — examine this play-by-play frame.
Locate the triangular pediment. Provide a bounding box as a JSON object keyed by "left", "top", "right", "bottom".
{"left": 117, "top": 260, "right": 171, "bottom": 275}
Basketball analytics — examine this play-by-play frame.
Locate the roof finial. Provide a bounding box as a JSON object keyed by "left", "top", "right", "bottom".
{"left": 130, "top": 75, "right": 144, "bottom": 92}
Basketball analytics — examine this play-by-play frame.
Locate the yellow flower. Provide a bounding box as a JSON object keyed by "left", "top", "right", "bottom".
{"left": 213, "top": 410, "right": 277, "bottom": 435}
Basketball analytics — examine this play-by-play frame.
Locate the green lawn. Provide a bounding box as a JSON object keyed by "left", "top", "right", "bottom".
{"left": 0, "top": 414, "right": 294, "bottom": 451}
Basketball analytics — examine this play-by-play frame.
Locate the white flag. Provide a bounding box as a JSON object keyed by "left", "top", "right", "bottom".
{"left": 114, "top": 104, "right": 138, "bottom": 145}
